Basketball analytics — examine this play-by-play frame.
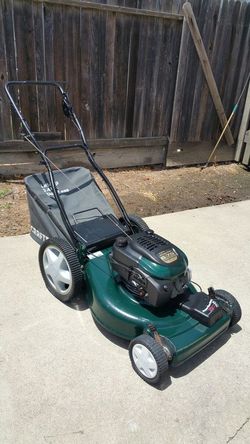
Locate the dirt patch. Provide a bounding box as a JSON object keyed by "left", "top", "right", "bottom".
{"left": 0, "top": 163, "right": 250, "bottom": 237}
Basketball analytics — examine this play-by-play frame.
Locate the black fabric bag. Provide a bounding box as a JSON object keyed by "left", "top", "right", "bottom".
{"left": 25, "top": 166, "right": 116, "bottom": 244}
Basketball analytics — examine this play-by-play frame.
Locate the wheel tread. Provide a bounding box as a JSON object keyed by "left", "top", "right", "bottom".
{"left": 129, "top": 334, "right": 169, "bottom": 385}
{"left": 215, "top": 289, "right": 242, "bottom": 327}
{"left": 39, "top": 237, "right": 83, "bottom": 302}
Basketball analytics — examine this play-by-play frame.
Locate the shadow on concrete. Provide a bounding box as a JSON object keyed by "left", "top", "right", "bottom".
{"left": 170, "top": 324, "right": 242, "bottom": 379}
{"left": 61, "top": 284, "right": 89, "bottom": 311}
{"left": 93, "top": 318, "right": 129, "bottom": 350}
{"left": 93, "top": 317, "right": 242, "bottom": 390}
{"left": 64, "top": 295, "right": 89, "bottom": 311}
{"left": 57, "top": 289, "right": 242, "bottom": 390}
{"left": 93, "top": 318, "right": 173, "bottom": 390}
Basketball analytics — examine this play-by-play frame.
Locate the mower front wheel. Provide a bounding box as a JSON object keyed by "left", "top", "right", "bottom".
{"left": 129, "top": 334, "right": 169, "bottom": 385}
{"left": 39, "top": 238, "right": 84, "bottom": 302}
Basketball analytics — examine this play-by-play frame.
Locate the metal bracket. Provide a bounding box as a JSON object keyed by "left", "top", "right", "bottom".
{"left": 208, "top": 286, "right": 216, "bottom": 299}
{"left": 147, "top": 324, "right": 175, "bottom": 360}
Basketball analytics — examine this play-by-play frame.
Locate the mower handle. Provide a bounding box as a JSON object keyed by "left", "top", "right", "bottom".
{"left": 42, "top": 143, "right": 83, "bottom": 156}
{"left": 5, "top": 80, "right": 65, "bottom": 95}
{"left": 5, "top": 79, "right": 134, "bottom": 239}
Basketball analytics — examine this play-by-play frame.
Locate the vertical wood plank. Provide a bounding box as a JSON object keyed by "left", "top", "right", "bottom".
{"left": 132, "top": 15, "right": 155, "bottom": 137}
{"left": 169, "top": 17, "right": 190, "bottom": 142}
{"left": 88, "top": 9, "right": 100, "bottom": 138}
{"left": 103, "top": 11, "right": 115, "bottom": 138}
{"left": 44, "top": 2, "right": 56, "bottom": 132}
{"left": 188, "top": 0, "right": 220, "bottom": 141}
{"left": 62, "top": 4, "right": 81, "bottom": 139}
{"left": 124, "top": 13, "right": 140, "bottom": 137}
{"left": 52, "top": 3, "right": 65, "bottom": 135}
{"left": 143, "top": 16, "right": 162, "bottom": 136}
{"left": 230, "top": 3, "right": 250, "bottom": 138}
{"left": 0, "top": 0, "right": 13, "bottom": 139}
{"left": 158, "top": 19, "right": 182, "bottom": 136}
{"left": 33, "top": 1, "right": 48, "bottom": 132}
{"left": 183, "top": 1, "right": 234, "bottom": 145}
{"left": 88, "top": 9, "right": 107, "bottom": 139}
{"left": 2, "top": 0, "right": 20, "bottom": 138}
{"left": 235, "top": 79, "right": 250, "bottom": 162}
{"left": 13, "top": 0, "right": 38, "bottom": 131}
{"left": 113, "top": 12, "right": 131, "bottom": 137}
{"left": 79, "top": 7, "right": 92, "bottom": 138}
{"left": 96, "top": 10, "right": 106, "bottom": 138}
{"left": 204, "top": 0, "right": 235, "bottom": 140}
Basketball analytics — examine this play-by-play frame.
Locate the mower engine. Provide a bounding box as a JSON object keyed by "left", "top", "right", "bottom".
{"left": 110, "top": 230, "right": 191, "bottom": 307}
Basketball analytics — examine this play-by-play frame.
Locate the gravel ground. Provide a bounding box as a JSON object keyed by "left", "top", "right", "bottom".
{"left": 0, "top": 163, "right": 249, "bottom": 237}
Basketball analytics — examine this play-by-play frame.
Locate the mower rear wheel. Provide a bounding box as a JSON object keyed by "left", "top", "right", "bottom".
{"left": 215, "top": 289, "right": 242, "bottom": 327}
{"left": 129, "top": 334, "right": 169, "bottom": 385}
{"left": 39, "top": 238, "right": 83, "bottom": 302}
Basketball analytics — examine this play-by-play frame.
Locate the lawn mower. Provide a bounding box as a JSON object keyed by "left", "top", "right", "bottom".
{"left": 5, "top": 81, "right": 242, "bottom": 385}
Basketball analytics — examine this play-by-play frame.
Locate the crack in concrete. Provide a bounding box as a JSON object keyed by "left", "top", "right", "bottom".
{"left": 227, "top": 416, "right": 250, "bottom": 443}
{"left": 44, "top": 430, "right": 84, "bottom": 441}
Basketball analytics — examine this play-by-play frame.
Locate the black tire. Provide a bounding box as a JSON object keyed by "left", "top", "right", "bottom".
{"left": 129, "top": 334, "right": 169, "bottom": 385}
{"left": 39, "top": 237, "right": 84, "bottom": 302}
{"left": 215, "top": 289, "right": 242, "bottom": 327}
{"left": 126, "top": 214, "right": 150, "bottom": 232}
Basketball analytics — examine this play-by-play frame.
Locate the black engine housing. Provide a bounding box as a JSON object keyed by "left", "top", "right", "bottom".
{"left": 110, "top": 231, "right": 190, "bottom": 307}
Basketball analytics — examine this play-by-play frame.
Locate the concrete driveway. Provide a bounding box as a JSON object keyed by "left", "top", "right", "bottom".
{"left": 0, "top": 201, "right": 250, "bottom": 444}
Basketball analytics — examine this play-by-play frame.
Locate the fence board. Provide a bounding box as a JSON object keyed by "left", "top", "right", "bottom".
{"left": 103, "top": 11, "right": 115, "bottom": 138}
{"left": 189, "top": 0, "right": 220, "bottom": 141}
{"left": 124, "top": 14, "right": 140, "bottom": 137}
{"left": 0, "top": 0, "right": 12, "bottom": 140}
{"left": 167, "top": 141, "right": 235, "bottom": 166}
{"left": 14, "top": 0, "right": 38, "bottom": 131}
{"left": 0, "top": 136, "right": 167, "bottom": 176}
{"left": 0, "top": 0, "right": 250, "bottom": 170}
{"left": 113, "top": 13, "right": 131, "bottom": 137}
{"left": 44, "top": 3, "right": 56, "bottom": 132}
{"left": 2, "top": 0, "right": 20, "bottom": 137}
{"left": 169, "top": 17, "right": 189, "bottom": 142}
{"left": 33, "top": 2, "right": 48, "bottom": 132}
{"left": 39, "top": 0, "right": 183, "bottom": 20}
{"left": 52, "top": 3, "right": 65, "bottom": 134}
{"left": 157, "top": 18, "right": 182, "bottom": 136}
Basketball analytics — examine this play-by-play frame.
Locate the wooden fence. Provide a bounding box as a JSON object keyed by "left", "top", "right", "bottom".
{"left": 0, "top": 0, "right": 250, "bottom": 173}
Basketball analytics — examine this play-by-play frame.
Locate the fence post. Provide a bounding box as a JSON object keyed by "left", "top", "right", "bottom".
{"left": 182, "top": 2, "right": 234, "bottom": 146}
{"left": 235, "top": 79, "right": 250, "bottom": 162}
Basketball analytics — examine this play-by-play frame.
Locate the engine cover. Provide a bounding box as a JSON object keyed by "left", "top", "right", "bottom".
{"left": 110, "top": 231, "right": 190, "bottom": 307}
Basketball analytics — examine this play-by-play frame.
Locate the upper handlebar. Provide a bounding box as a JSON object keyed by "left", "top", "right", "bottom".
{"left": 5, "top": 80, "right": 65, "bottom": 95}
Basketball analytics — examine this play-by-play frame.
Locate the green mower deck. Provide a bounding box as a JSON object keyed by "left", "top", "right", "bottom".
{"left": 86, "top": 248, "right": 231, "bottom": 367}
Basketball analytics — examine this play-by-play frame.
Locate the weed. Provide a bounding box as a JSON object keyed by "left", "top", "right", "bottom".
{"left": 0, "top": 202, "right": 12, "bottom": 210}
{"left": 0, "top": 188, "right": 10, "bottom": 199}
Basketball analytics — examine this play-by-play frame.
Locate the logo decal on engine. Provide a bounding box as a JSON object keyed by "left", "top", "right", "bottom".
{"left": 159, "top": 249, "right": 178, "bottom": 264}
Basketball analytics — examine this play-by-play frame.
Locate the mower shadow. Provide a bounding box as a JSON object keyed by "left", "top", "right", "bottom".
{"left": 64, "top": 296, "right": 89, "bottom": 311}
{"left": 93, "top": 318, "right": 129, "bottom": 349}
{"left": 63, "top": 286, "right": 90, "bottom": 311}
{"left": 93, "top": 319, "right": 173, "bottom": 390}
{"left": 170, "top": 324, "right": 242, "bottom": 379}
{"left": 93, "top": 319, "right": 242, "bottom": 390}
{"left": 59, "top": 293, "right": 242, "bottom": 391}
